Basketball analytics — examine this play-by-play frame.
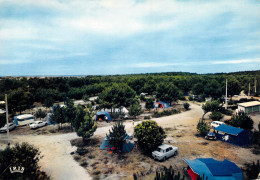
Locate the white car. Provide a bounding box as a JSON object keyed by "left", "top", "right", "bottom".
{"left": 0, "top": 123, "right": 16, "bottom": 132}
{"left": 29, "top": 121, "right": 47, "bottom": 129}
{"left": 211, "top": 121, "right": 225, "bottom": 128}
{"left": 152, "top": 144, "right": 178, "bottom": 161}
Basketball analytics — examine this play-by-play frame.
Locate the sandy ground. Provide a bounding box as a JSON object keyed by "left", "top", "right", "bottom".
{"left": 0, "top": 103, "right": 259, "bottom": 180}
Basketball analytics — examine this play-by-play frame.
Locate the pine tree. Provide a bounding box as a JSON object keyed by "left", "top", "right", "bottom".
{"left": 107, "top": 121, "right": 127, "bottom": 153}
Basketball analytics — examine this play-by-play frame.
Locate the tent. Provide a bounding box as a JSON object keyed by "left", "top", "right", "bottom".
{"left": 154, "top": 101, "right": 170, "bottom": 109}
{"left": 183, "top": 158, "right": 243, "bottom": 180}
{"left": 215, "top": 124, "right": 251, "bottom": 146}
{"left": 100, "top": 134, "right": 134, "bottom": 153}
{"left": 95, "top": 111, "right": 112, "bottom": 121}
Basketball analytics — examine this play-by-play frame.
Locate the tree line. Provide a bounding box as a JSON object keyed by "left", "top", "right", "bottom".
{"left": 0, "top": 70, "right": 259, "bottom": 115}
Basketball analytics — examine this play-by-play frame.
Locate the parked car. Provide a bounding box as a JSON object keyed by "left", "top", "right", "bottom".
{"left": 211, "top": 121, "right": 225, "bottom": 128}
{"left": 152, "top": 144, "right": 178, "bottom": 161}
{"left": 0, "top": 123, "right": 16, "bottom": 132}
{"left": 29, "top": 121, "right": 47, "bottom": 129}
{"left": 205, "top": 132, "right": 217, "bottom": 140}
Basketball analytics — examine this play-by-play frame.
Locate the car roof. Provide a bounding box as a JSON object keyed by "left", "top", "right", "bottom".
{"left": 212, "top": 121, "right": 224, "bottom": 123}
{"left": 158, "top": 144, "right": 173, "bottom": 150}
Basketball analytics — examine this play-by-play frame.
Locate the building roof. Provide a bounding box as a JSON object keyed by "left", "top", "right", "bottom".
{"left": 215, "top": 124, "right": 244, "bottom": 136}
{"left": 16, "top": 114, "right": 34, "bottom": 119}
{"left": 183, "top": 158, "right": 242, "bottom": 180}
{"left": 238, "top": 101, "right": 260, "bottom": 107}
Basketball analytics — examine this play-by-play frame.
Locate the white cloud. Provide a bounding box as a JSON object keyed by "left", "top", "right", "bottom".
{"left": 212, "top": 59, "right": 260, "bottom": 64}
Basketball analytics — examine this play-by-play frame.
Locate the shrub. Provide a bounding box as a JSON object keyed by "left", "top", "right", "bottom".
{"left": 107, "top": 121, "right": 127, "bottom": 153}
{"left": 197, "top": 120, "right": 210, "bottom": 136}
{"left": 179, "top": 96, "right": 186, "bottom": 100}
{"left": 129, "top": 102, "right": 142, "bottom": 119}
{"left": 244, "top": 160, "right": 260, "bottom": 179}
{"left": 35, "top": 109, "right": 47, "bottom": 119}
{"left": 229, "top": 111, "right": 254, "bottom": 130}
{"left": 144, "top": 116, "right": 151, "bottom": 120}
{"left": 209, "top": 111, "right": 224, "bottom": 121}
{"left": 154, "top": 166, "right": 185, "bottom": 180}
{"left": 183, "top": 103, "right": 190, "bottom": 110}
{"left": 152, "top": 109, "right": 180, "bottom": 118}
{"left": 134, "top": 120, "right": 166, "bottom": 154}
{"left": 0, "top": 143, "right": 48, "bottom": 180}
{"left": 188, "top": 96, "right": 193, "bottom": 101}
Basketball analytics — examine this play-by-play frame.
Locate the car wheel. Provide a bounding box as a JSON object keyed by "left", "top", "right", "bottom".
{"left": 174, "top": 151, "right": 177, "bottom": 156}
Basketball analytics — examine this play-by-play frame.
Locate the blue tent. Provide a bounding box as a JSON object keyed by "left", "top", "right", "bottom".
{"left": 184, "top": 158, "right": 243, "bottom": 180}
{"left": 100, "top": 134, "right": 134, "bottom": 153}
{"left": 154, "top": 101, "right": 170, "bottom": 109}
{"left": 215, "top": 124, "right": 251, "bottom": 146}
{"left": 95, "top": 111, "right": 112, "bottom": 121}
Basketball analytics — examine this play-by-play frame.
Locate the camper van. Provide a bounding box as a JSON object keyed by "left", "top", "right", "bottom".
{"left": 14, "top": 114, "right": 35, "bottom": 126}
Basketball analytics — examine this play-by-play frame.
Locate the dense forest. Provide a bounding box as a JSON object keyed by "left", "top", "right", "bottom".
{"left": 0, "top": 70, "right": 259, "bottom": 115}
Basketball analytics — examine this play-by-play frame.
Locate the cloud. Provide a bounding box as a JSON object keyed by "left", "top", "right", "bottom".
{"left": 212, "top": 59, "right": 260, "bottom": 64}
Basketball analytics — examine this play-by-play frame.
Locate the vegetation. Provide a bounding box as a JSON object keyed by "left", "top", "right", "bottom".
{"left": 154, "top": 166, "right": 185, "bottom": 180}
{"left": 0, "top": 113, "right": 6, "bottom": 128}
{"left": 145, "top": 98, "right": 154, "bottom": 112}
{"left": 201, "top": 101, "right": 221, "bottom": 120}
{"left": 244, "top": 160, "right": 260, "bottom": 179}
{"left": 183, "top": 103, "right": 190, "bottom": 110}
{"left": 35, "top": 109, "right": 47, "bottom": 120}
{"left": 209, "top": 111, "right": 223, "bottom": 121}
{"left": 129, "top": 102, "right": 142, "bottom": 119}
{"left": 0, "top": 71, "right": 259, "bottom": 116}
{"left": 197, "top": 120, "right": 210, "bottom": 136}
{"left": 134, "top": 120, "right": 166, "bottom": 154}
{"left": 152, "top": 109, "right": 180, "bottom": 118}
{"left": 50, "top": 104, "right": 65, "bottom": 130}
{"left": 0, "top": 143, "right": 48, "bottom": 180}
{"left": 107, "top": 121, "right": 127, "bottom": 153}
{"left": 228, "top": 111, "right": 254, "bottom": 130}
{"left": 75, "top": 107, "right": 97, "bottom": 142}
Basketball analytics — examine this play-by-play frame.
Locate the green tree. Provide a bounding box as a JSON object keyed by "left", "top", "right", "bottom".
{"left": 35, "top": 109, "right": 46, "bottom": 120}
{"left": 228, "top": 78, "right": 241, "bottom": 100}
{"left": 73, "top": 105, "right": 86, "bottom": 130}
{"left": 64, "top": 99, "right": 76, "bottom": 131}
{"left": 209, "top": 111, "right": 223, "bottom": 121}
{"left": 229, "top": 111, "right": 254, "bottom": 130}
{"left": 154, "top": 166, "right": 185, "bottom": 180}
{"left": 245, "top": 160, "right": 260, "bottom": 179}
{"left": 145, "top": 98, "right": 154, "bottom": 112}
{"left": 51, "top": 105, "right": 65, "bottom": 130}
{"left": 129, "top": 102, "right": 142, "bottom": 119}
{"left": 197, "top": 120, "right": 210, "bottom": 136}
{"left": 107, "top": 121, "right": 127, "bottom": 153}
{"left": 156, "top": 83, "right": 180, "bottom": 105}
{"left": 43, "top": 97, "right": 54, "bottom": 109}
{"left": 0, "top": 113, "right": 6, "bottom": 128}
{"left": 201, "top": 101, "right": 221, "bottom": 120}
{"left": 0, "top": 143, "right": 48, "bottom": 180}
{"left": 134, "top": 120, "right": 166, "bottom": 154}
{"left": 76, "top": 108, "right": 97, "bottom": 142}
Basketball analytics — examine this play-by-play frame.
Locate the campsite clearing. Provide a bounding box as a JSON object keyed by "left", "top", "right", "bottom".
{"left": 0, "top": 103, "right": 259, "bottom": 179}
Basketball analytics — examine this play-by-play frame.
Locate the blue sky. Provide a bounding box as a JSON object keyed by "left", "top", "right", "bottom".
{"left": 0, "top": 0, "right": 260, "bottom": 76}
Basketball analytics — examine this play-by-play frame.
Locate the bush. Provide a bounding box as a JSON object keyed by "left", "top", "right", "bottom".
{"left": 179, "top": 96, "right": 186, "bottom": 100}
{"left": 35, "top": 109, "right": 47, "bottom": 119}
{"left": 188, "top": 96, "right": 193, "bottom": 101}
{"left": 0, "top": 143, "right": 48, "bottom": 180}
{"left": 152, "top": 109, "right": 180, "bottom": 118}
{"left": 244, "top": 160, "right": 260, "bottom": 179}
{"left": 144, "top": 116, "right": 151, "bottom": 120}
{"left": 209, "top": 112, "right": 223, "bottom": 121}
{"left": 154, "top": 166, "right": 185, "bottom": 180}
{"left": 183, "top": 103, "right": 190, "bottom": 110}
{"left": 134, "top": 120, "right": 166, "bottom": 154}
{"left": 197, "top": 120, "right": 210, "bottom": 136}
{"left": 229, "top": 111, "right": 254, "bottom": 130}
{"left": 129, "top": 103, "right": 142, "bottom": 119}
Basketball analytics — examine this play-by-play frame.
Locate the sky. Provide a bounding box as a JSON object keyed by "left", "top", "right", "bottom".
{"left": 0, "top": 0, "right": 260, "bottom": 76}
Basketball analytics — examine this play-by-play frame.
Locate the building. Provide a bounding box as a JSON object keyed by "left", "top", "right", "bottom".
{"left": 214, "top": 124, "right": 251, "bottom": 146}
{"left": 183, "top": 158, "right": 243, "bottom": 180}
{"left": 238, "top": 101, "right": 260, "bottom": 113}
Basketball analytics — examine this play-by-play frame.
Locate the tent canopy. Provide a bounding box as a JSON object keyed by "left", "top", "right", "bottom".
{"left": 215, "top": 125, "right": 244, "bottom": 136}
{"left": 183, "top": 158, "right": 243, "bottom": 180}
{"left": 154, "top": 101, "right": 170, "bottom": 109}
{"left": 100, "top": 134, "right": 134, "bottom": 153}
{"left": 95, "top": 111, "right": 112, "bottom": 121}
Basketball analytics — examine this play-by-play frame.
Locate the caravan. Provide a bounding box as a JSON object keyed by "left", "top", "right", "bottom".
{"left": 14, "top": 114, "right": 35, "bottom": 126}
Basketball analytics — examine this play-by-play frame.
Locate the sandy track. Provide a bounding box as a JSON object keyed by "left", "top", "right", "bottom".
{"left": 0, "top": 103, "right": 203, "bottom": 180}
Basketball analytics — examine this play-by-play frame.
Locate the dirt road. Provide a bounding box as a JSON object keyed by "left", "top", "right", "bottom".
{"left": 0, "top": 103, "right": 203, "bottom": 180}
